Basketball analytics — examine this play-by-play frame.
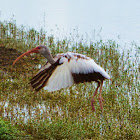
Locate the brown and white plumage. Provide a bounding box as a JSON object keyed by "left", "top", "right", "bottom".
{"left": 13, "top": 45, "right": 111, "bottom": 111}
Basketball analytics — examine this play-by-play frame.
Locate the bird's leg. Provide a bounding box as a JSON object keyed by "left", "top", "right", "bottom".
{"left": 91, "top": 81, "right": 100, "bottom": 111}
{"left": 99, "top": 80, "right": 104, "bottom": 111}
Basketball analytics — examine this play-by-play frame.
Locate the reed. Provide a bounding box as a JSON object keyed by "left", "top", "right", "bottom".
{"left": 0, "top": 20, "right": 139, "bottom": 139}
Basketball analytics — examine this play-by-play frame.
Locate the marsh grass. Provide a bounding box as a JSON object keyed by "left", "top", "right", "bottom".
{"left": 0, "top": 20, "right": 140, "bottom": 139}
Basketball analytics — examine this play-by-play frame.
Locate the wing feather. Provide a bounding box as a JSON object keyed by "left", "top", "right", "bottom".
{"left": 67, "top": 54, "right": 110, "bottom": 79}
{"left": 44, "top": 58, "right": 74, "bottom": 91}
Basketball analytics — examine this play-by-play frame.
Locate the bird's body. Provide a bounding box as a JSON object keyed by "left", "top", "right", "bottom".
{"left": 31, "top": 52, "right": 110, "bottom": 92}
{"left": 13, "top": 45, "right": 111, "bottom": 111}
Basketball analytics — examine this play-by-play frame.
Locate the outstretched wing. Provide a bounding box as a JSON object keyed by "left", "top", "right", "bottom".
{"left": 43, "top": 57, "right": 74, "bottom": 91}
{"left": 30, "top": 53, "right": 74, "bottom": 92}
{"left": 30, "top": 52, "right": 110, "bottom": 92}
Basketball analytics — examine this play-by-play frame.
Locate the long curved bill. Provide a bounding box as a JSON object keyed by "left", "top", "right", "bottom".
{"left": 13, "top": 47, "right": 38, "bottom": 65}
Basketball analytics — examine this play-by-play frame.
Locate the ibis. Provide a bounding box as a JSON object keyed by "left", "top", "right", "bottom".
{"left": 13, "top": 45, "right": 111, "bottom": 111}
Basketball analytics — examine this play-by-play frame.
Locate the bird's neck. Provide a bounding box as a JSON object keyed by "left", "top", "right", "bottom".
{"left": 43, "top": 53, "right": 55, "bottom": 64}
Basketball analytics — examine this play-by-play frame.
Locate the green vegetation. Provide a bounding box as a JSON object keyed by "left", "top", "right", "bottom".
{"left": 0, "top": 20, "right": 140, "bottom": 139}
{"left": 0, "top": 117, "right": 31, "bottom": 140}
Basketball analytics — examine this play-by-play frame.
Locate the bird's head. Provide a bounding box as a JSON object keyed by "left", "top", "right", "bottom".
{"left": 13, "top": 45, "right": 51, "bottom": 65}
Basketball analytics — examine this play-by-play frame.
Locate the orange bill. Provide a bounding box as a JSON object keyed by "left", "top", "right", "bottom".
{"left": 13, "top": 47, "right": 39, "bottom": 65}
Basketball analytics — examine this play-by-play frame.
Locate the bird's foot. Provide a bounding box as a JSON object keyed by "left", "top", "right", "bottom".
{"left": 99, "top": 96, "right": 104, "bottom": 111}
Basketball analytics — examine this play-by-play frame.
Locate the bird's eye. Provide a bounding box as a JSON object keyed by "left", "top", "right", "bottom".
{"left": 37, "top": 46, "right": 41, "bottom": 49}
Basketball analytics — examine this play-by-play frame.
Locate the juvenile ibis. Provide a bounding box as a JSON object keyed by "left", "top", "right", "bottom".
{"left": 13, "top": 45, "right": 111, "bottom": 111}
